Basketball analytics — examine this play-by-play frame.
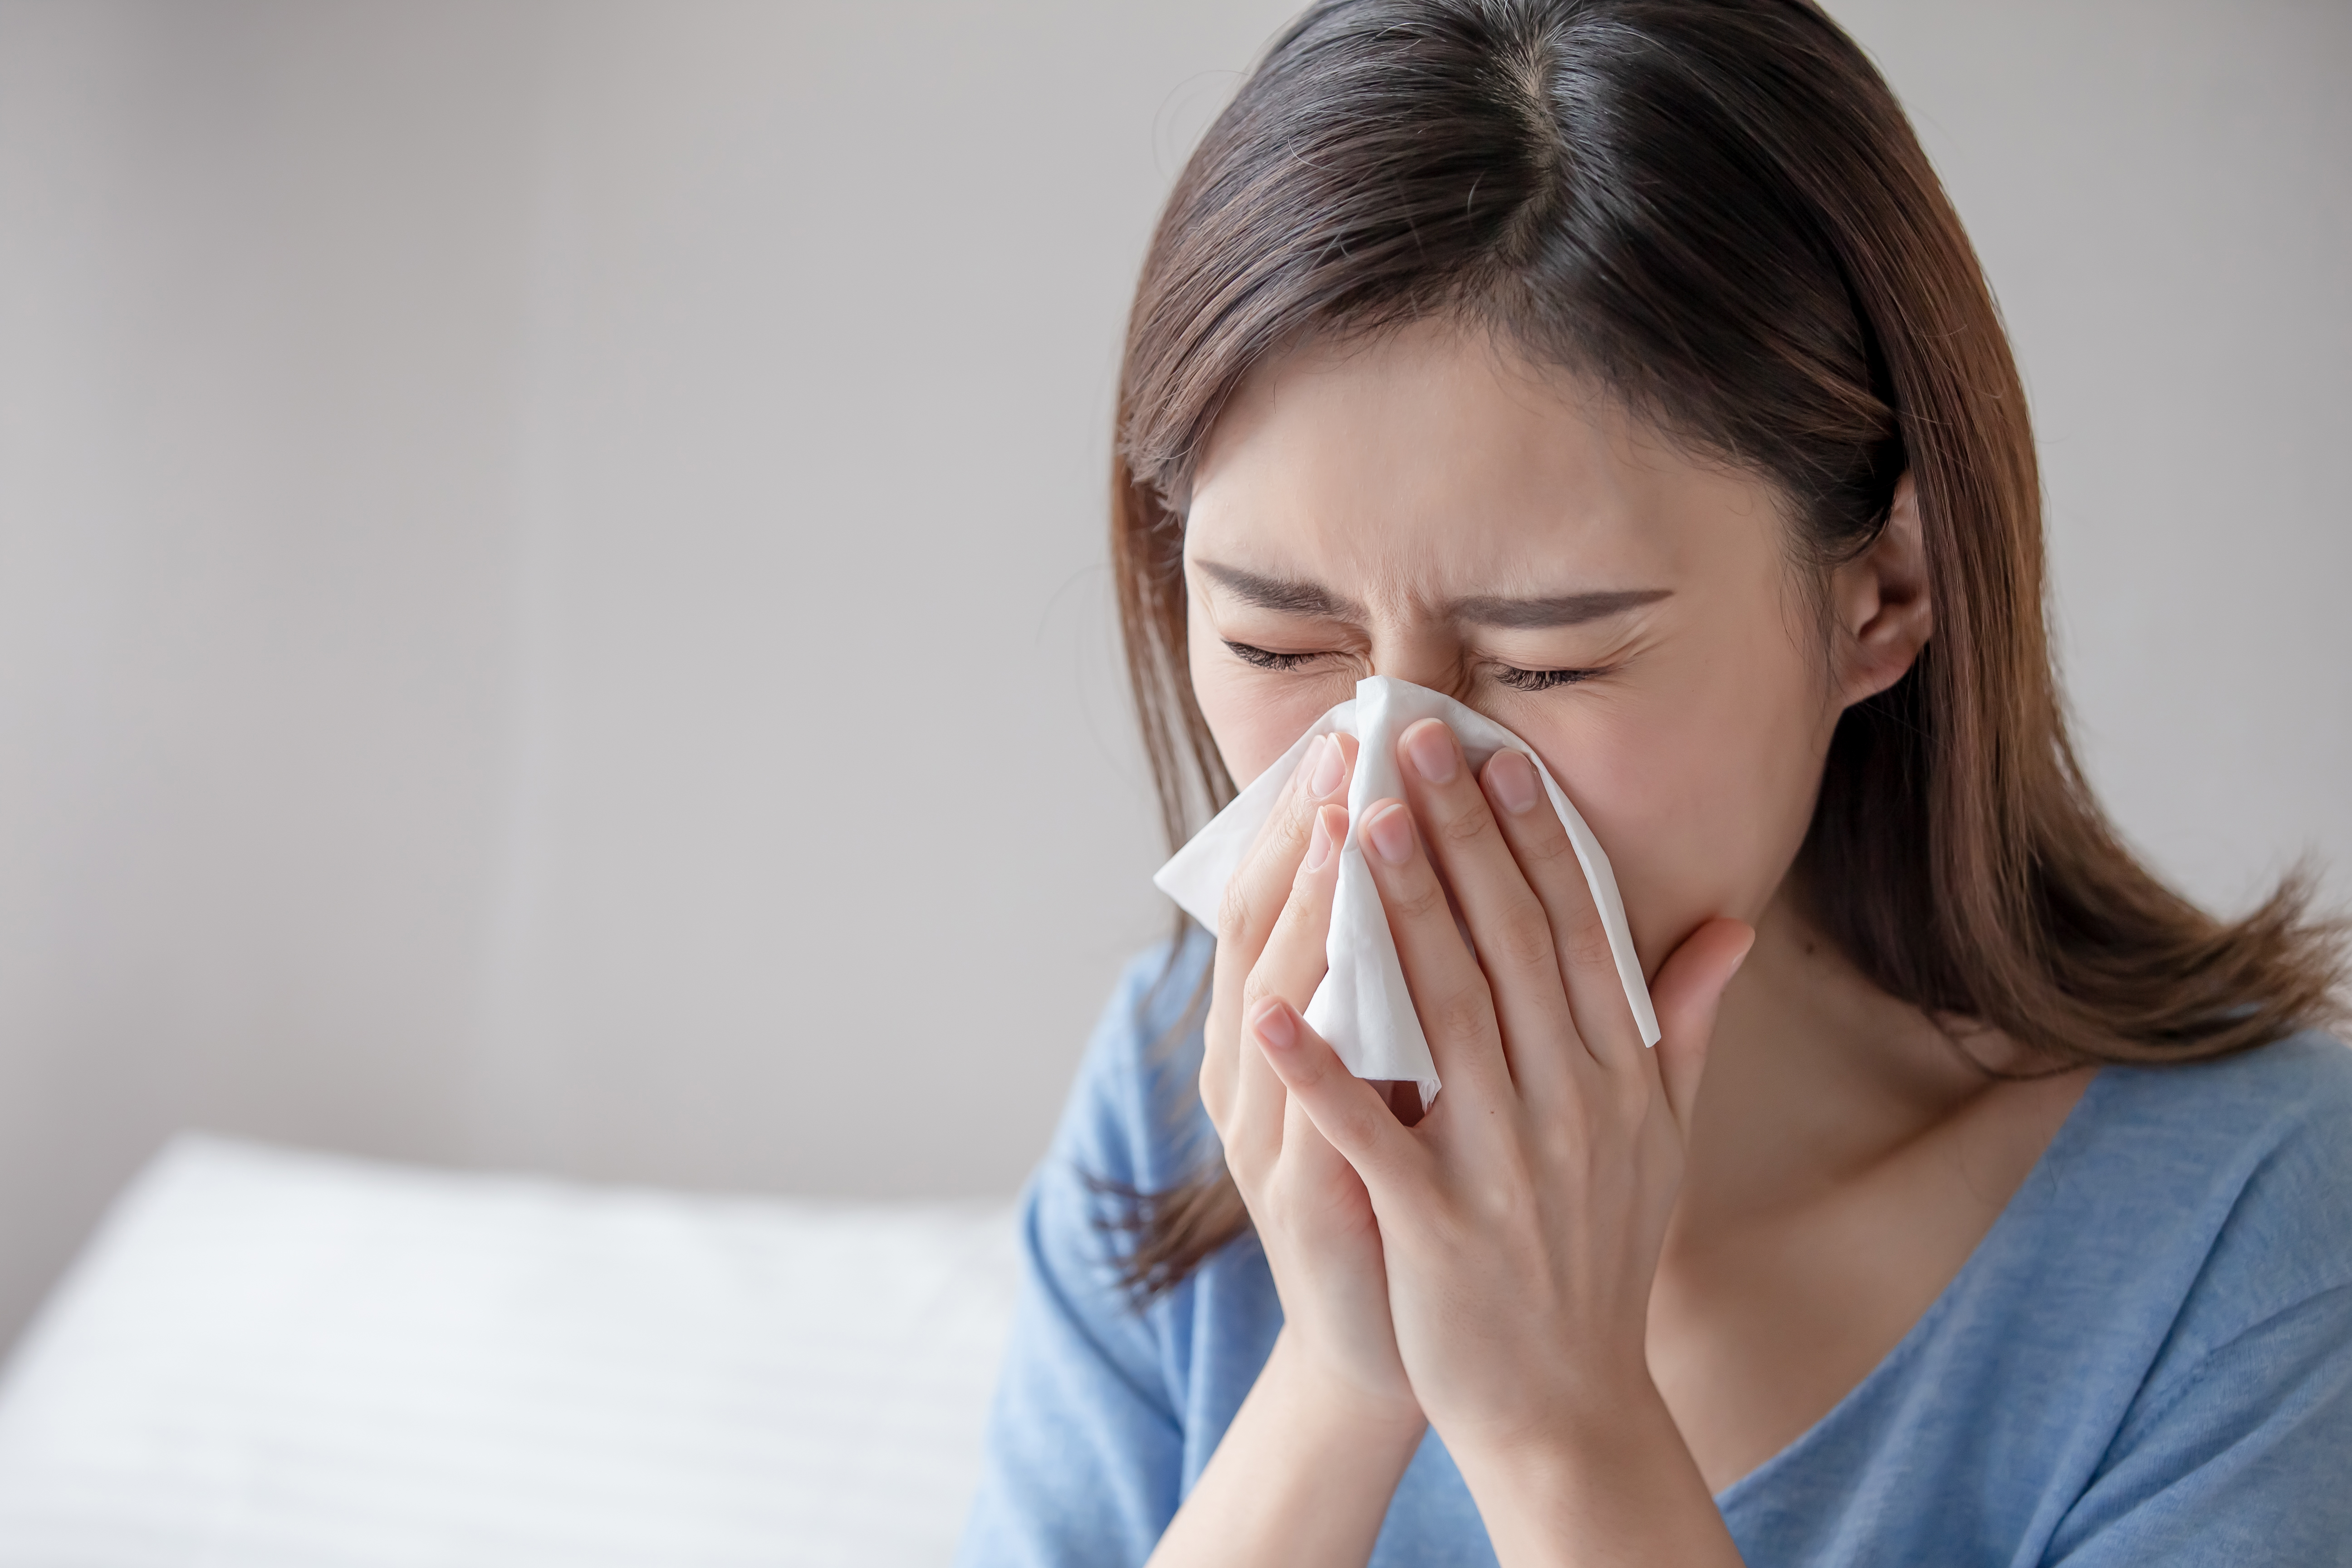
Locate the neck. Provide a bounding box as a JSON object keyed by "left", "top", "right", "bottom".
{"left": 1671, "top": 887, "right": 2003, "bottom": 1235}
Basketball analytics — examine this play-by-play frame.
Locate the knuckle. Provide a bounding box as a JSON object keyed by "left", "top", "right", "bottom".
{"left": 1387, "top": 871, "right": 1450, "bottom": 924}
{"left": 1223, "top": 809, "right": 1325, "bottom": 949}
{"left": 1468, "top": 1169, "right": 1533, "bottom": 1231}
{"left": 1331, "top": 1098, "right": 1380, "bottom": 1155}
{"left": 1558, "top": 912, "right": 1617, "bottom": 975}
{"left": 1515, "top": 821, "right": 1582, "bottom": 876}
{"left": 1437, "top": 797, "right": 1496, "bottom": 848}
{"left": 1431, "top": 981, "right": 1496, "bottom": 1046}
{"left": 1214, "top": 877, "right": 1260, "bottom": 946}
{"left": 1488, "top": 897, "right": 1558, "bottom": 971}
{"left": 1266, "top": 884, "right": 1320, "bottom": 949}
{"left": 1238, "top": 947, "right": 1290, "bottom": 1009}
{"left": 1269, "top": 782, "right": 1316, "bottom": 847}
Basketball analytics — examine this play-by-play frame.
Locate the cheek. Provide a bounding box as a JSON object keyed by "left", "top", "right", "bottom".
{"left": 1531, "top": 634, "right": 1831, "bottom": 970}
{"left": 1186, "top": 625, "right": 1349, "bottom": 791}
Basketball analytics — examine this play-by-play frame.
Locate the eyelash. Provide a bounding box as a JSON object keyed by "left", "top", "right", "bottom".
{"left": 1221, "top": 640, "right": 1604, "bottom": 692}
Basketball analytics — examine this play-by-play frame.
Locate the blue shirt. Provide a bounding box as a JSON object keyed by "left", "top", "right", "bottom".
{"left": 957, "top": 930, "right": 2352, "bottom": 1566}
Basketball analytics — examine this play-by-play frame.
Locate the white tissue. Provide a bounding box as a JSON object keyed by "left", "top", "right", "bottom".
{"left": 1153, "top": 676, "right": 1659, "bottom": 1107}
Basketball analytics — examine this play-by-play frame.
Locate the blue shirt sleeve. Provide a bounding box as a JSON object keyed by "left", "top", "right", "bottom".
{"left": 955, "top": 937, "right": 1215, "bottom": 1568}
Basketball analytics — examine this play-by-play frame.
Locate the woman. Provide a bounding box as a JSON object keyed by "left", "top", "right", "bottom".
{"left": 958, "top": 1, "right": 2351, "bottom": 1563}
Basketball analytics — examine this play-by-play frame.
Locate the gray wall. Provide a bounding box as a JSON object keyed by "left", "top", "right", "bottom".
{"left": 1, "top": 0, "right": 2345, "bottom": 1352}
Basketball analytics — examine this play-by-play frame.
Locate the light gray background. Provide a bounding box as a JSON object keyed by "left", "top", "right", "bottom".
{"left": 0, "top": 0, "right": 2345, "bottom": 1352}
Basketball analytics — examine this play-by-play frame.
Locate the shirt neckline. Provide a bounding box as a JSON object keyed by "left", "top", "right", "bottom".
{"left": 1708, "top": 1063, "right": 2112, "bottom": 1511}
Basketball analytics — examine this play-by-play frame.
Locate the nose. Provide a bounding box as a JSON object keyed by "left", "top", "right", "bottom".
{"left": 1364, "top": 632, "right": 1475, "bottom": 705}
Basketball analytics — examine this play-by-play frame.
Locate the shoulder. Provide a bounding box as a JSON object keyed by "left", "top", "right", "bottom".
{"left": 1046, "top": 926, "right": 1217, "bottom": 1196}
{"left": 2022, "top": 1035, "right": 2352, "bottom": 1558}
{"left": 1093, "top": 926, "right": 1217, "bottom": 1070}
{"left": 2089, "top": 1028, "right": 2352, "bottom": 1220}
{"left": 2075, "top": 1029, "right": 2352, "bottom": 1353}
{"left": 2097, "top": 1024, "right": 2352, "bottom": 1119}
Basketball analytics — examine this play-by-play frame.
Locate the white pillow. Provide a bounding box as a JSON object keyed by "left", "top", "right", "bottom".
{"left": 0, "top": 1136, "right": 1020, "bottom": 1567}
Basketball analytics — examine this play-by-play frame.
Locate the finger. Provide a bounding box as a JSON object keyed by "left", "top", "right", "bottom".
{"left": 1253, "top": 996, "right": 1425, "bottom": 1196}
{"left": 1246, "top": 804, "right": 1351, "bottom": 1011}
{"left": 1280, "top": 1079, "right": 1371, "bottom": 1224}
{"left": 1646, "top": 917, "right": 1755, "bottom": 1137}
{"left": 1232, "top": 803, "right": 1350, "bottom": 1166}
{"left": 1202, "top": 731, "right": 1356, "bottom": 1133}
{"left": 1479, "top": 748, "right": 1645, "bottom": 1071}
{"left": 1355, "top": 796, "right": 1511, "bottom": 1103}
{"left": 1395, "top": 718, "right": 1585, "bottom": 1103}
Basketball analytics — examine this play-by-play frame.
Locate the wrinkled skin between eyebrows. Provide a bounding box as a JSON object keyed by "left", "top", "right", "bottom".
{"left": 1182, "top": 317, "right": 1919, "bottom": 972}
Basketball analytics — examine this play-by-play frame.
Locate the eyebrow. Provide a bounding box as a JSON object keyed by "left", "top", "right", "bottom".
{"left": 1195, "top": 559, "right": 1669, "bottom": 629}
{"left": 1448, "top": 588, "right": 1672, "bottom": 628}
{"left": 1195, "top": 560, "right": 1366, "bottom": 619}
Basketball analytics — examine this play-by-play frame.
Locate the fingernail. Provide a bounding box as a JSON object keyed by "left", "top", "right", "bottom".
{"left": 1292, "top": 735, "right": 1325, "bottom": 795}
{"left": 1306, "top": 732, "right": 1346, "bottom": 797}
{"left": 1487, "top": 750, "right": 1540, "bottom": 815}
{"left": 1404, "top": 721, "right": 1457, "bottom": 785}
{"left": 1303, "top": 806, "right": 1337, "bottom": 873}
{"left": 1252, "top": 998, "right": 1297, "bottom": 1050}
{"left": 1364, "top": 802, "right": 1414, "bottom": 865}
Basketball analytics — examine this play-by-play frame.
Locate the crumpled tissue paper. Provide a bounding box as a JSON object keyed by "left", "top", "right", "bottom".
{"left": 1153, "top": 676, "right": 1659, "bottom": 1107}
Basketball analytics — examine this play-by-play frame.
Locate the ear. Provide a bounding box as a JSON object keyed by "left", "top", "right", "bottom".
{"left": 1826, "top": 472, "right": 1933, "bottom": 707}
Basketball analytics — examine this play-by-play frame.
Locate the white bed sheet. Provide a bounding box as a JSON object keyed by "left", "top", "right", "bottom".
{"left": 0, "top": 1136, "right": 1020, "bottom": 1567}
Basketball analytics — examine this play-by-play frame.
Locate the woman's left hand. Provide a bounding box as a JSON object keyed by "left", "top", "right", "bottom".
{"left": 1249, "top": 716, "right": 1753, "bottom": 1511}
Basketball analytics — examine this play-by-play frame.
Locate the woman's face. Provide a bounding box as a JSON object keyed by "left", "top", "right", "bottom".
{"left": 1182, "top": 318, "right": 1899, "bottom": 972}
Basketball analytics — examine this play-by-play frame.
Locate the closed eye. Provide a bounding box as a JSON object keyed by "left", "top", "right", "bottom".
{"left": 1222, "top": 639, "right": 1326, "bottom": 672}
{"left": 1491, "top": 664, "right": 1607, "bottom": 692}
{"left": 1229, "top": 639, "right": 1608, "bottom": 691}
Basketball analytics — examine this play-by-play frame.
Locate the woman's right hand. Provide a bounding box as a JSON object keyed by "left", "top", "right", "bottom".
{"left": 1200, "top": 730, "right": 1421, "bottom": 1431}
{"left": 1149, "top": 731, "right": 1425, "bottom": 1568}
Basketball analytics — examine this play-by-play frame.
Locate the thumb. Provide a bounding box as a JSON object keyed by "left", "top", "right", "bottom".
{"left": 1647, "top": 916, "right": 1755, "bottom": 1137}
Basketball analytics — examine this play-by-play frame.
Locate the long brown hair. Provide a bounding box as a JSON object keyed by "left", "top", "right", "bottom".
{"left": 1108, "top": 0, "right": 2347, "bottom": 1295}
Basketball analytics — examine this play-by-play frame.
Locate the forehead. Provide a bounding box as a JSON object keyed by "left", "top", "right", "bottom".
{"left": 1184, "top": 318, "right": 1773, "bottom": 598}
